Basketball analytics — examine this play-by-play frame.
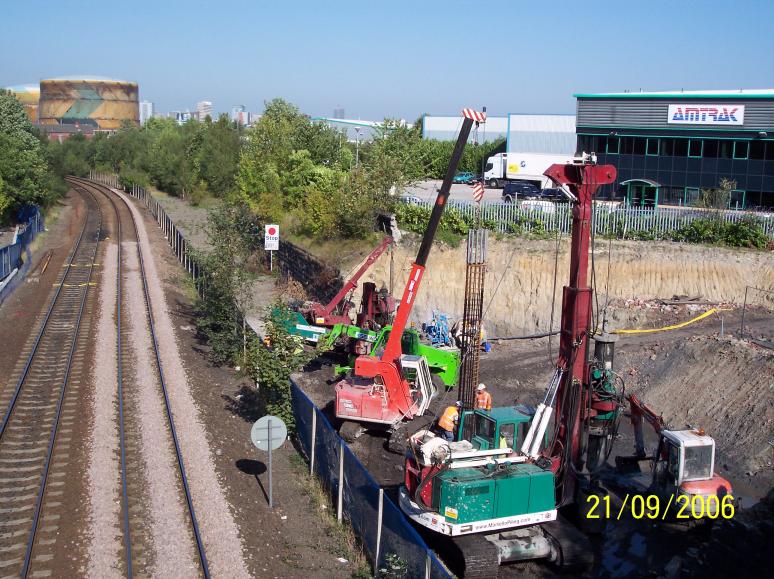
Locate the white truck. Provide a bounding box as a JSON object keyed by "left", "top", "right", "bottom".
{"left": 483, "top": 152, "right": 573, "bottom": 189}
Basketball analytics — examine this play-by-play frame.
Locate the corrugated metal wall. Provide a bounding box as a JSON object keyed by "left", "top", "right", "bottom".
{"left": 577, "top": 98, "right": 774, "bottom": 130}
{"left": 422, "top": 115, "right": 508, "bottom": 142}
{"left": 507, "top": 114, "right": 577, "bottom": 155}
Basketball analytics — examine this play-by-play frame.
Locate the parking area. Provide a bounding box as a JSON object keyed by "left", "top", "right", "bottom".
{"left": 402, "top": 179, "right": 503, "bottom": 204}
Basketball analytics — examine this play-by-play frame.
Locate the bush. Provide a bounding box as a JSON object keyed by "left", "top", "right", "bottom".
{"left": 245, "top": 304, "right": 315, "bottom": 430}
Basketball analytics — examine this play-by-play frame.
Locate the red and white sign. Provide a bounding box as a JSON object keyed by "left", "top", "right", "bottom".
{"left": 265, "top": 224, "right": 279, "bottom": 251}
{"left": 472, "top": 181, "right": 485, "bottom": 203}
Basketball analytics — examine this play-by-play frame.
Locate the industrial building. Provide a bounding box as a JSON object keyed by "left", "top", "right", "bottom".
{"left": 4, "top": 84, "right": 40, "bottom": 123}
{"left": 575, "top": 89, "right": 774, "bottom": 208}
{"left": 421, "top": 114, "right": 576, "bottom": 155}
{"left": 38, "top": 77, "right": 139, "bottom": 131}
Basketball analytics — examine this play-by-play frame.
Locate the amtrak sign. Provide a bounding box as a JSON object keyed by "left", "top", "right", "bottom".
{"left": 667, "top": 104, "right": 744, "bottom": 126}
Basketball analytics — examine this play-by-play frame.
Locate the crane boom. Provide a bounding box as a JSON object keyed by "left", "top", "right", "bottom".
{"left": 337, "top": 108, "right": 484, "bottom": 425}
{"left": 381, "top": 116, "right": 475, "bottom": 364}
{"left": 317, "top": 236, "right": 393, "bottom": 318}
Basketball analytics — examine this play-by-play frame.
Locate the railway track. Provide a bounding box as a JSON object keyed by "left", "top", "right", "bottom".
{"left": 0, "top": 177, "right": 210, "bottom": 577}
{"left": 68, "top": 177, "right": 210, "bottom": 578}
{"left": 0, "top": 184, "right": 101, "bottom": 576}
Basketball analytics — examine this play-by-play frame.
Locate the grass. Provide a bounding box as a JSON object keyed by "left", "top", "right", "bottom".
{"left": 287, "top": 451, "right": 371, "bottom": 578}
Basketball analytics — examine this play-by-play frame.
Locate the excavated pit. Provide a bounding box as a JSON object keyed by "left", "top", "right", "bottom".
{"left": 292, "top": 303, "right": 772, "bottom": 578}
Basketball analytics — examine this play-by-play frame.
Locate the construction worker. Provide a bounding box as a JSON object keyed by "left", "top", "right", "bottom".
{"left": 436, "top": 401, "right": 461, "bottom": 441}
{"left": 475, "top": 383, "right": 492, "bottom": 411}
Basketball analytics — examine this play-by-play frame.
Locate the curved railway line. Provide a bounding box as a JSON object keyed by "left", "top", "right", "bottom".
{"left": 0, "top": 178, "right": 210, "bottom": 577}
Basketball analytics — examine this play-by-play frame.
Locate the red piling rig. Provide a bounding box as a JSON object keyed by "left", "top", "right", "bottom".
{"left": 542, "top": 161, "right": 617, "bottom": 507}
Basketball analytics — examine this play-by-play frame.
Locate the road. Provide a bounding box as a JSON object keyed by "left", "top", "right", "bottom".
{"left": 403, "top": 179, "right": 503, "bottom": 204}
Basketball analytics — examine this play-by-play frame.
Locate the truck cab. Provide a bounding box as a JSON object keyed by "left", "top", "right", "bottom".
{"left": 652, "top": 429, "right": 732, "bottom": 514}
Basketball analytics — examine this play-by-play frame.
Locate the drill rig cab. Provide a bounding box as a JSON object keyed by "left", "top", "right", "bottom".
{"left": 617, "top": 394, "right": 732, "bottom": 514}
{"left": 336, "top": 355, "right": 436, "bottom": 425}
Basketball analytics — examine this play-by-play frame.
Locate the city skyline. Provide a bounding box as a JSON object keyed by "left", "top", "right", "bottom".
{"left": 2, "top": 0, "right": 774, "bottom": 121}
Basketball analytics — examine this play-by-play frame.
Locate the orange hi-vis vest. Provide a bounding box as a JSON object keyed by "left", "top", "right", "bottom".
{"left": 438, "top": 406, "right": 459, "bottom": 432}
{"left": 475, "top": 390, "right": 492, "bottom": 411}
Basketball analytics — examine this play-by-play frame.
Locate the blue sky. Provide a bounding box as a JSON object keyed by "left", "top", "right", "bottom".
{"left": 2, "top": 0, "right": 773, "bottom": 121}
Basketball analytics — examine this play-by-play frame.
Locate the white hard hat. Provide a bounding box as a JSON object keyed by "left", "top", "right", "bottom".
{"left": 477, "top": 383, "right": 486, "bottom": 391}
{"left": 455, "top": 400, "right": 462, "bottom": 407}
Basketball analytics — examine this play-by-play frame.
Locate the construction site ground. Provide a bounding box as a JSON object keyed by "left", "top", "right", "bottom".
{"left": 292, "top": 305, "right": 773, "bottom": 578}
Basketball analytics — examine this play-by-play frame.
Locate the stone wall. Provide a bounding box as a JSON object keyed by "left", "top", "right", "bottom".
{"left": 277, "top": 240, "right": 343, "bottom": 304}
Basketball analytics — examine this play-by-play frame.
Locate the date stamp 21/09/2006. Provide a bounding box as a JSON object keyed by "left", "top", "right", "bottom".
{"left": 585, "top": 493, "right": 736, "bottom": 521}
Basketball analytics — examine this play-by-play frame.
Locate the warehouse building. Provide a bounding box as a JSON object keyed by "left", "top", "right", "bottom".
{"left": 575, "top": 89, "right": 774, "bottom": 209}
{"left": 422, "top": 114, "right": 576, "bottom": 154}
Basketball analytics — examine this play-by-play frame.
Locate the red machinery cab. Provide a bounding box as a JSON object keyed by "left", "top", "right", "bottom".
{"left": 335, "top": 355, "right": 437, "bottom": 426}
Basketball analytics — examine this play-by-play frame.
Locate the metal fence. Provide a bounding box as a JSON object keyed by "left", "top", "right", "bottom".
{"left": 0, "top": 209, "right": 44, "bottom": 282}
{"left": 89, "top": 172, "right": 207, "bottom": 294}
{"left": 291, "top": 381, "right": 451, "bottom": 578}
{"left": 411, "top": 200, "right": 774, "bottom": 239}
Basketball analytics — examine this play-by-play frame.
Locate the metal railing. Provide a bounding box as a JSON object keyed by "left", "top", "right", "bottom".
{"left": 0, "top": 209, "right": 44, "bottom": 282}
{"left": 404, "top": 199, "right": 774, "bottom": 239}
{"left": 89, "top": 172, "right": 207, "bottom": 294}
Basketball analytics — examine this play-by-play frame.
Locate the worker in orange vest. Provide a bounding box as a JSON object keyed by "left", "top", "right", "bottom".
{"left": 475, "top": 383, "right": 492, "bottom": 411}
{"left": 436, "top": 401, "right": 461, "bottom": 441}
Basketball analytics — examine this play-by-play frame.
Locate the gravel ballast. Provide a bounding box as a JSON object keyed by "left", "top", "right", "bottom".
{"left": 116, "top": 190, "right": 250, "bottom": 578}
{"left": 85, "top": 243, "right": 122, "bottom": 578}
{"left": 124, "top": 242, "right": 199, "bottom": 576}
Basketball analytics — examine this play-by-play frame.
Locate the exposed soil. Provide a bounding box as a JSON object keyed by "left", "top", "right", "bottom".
{"left": 292, "top": 308, "right": 774, "bottom": 578}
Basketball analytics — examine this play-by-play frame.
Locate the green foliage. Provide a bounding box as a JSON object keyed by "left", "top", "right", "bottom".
{"left": 700, "top": 177, "right": 735, "bottom": 210}
{"left": 672, "top": 217, "right": 768, "bottom": 248}
{"left": 195, "top": 204, "right": 255, "bottom": 364}
{"left": 377, "top": 553, "right": 409, "bottom": 579}
{"left": 245, "top": 304, "right": 315, "bottom": 430}
{"left": 0, "top": 89, "right": 62, "bottom": 222}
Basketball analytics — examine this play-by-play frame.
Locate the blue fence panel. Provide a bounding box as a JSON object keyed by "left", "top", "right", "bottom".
{"left": 289, "top": 381, "right": 452, "bottom": 578}
{"left": 379, "top": 494, "right": 433, "bottom": 577}
{"left": 291, "top": 385, "right": 314, "bottom": 460}
{"left": 312, "top": 407, "right": 341, "bottom": 497}
{"left": 341, "top": 445, "right": 380, "bottom": 562}
{"left": 0, "top": 209, "right": 43, "bottom": 282}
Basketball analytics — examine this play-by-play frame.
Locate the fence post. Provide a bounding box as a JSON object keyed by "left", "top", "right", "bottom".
{"left": 740, "top": 286, "right": 749, "bottom": 338}
{"left": 337, "top": 441, "right": 344, "bottom": 523}
{"left": 374, "top": 488, "right": 384, "bottom": 575}
{"left": 310, "top": 409, "right": 317, "bottom": 476}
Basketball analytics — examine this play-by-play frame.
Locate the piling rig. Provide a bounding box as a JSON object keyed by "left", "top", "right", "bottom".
{"left": 400, "top": 156, "right": 625, "bottom": 576}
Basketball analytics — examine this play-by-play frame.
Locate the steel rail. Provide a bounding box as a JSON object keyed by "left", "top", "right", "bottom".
{"left": 78, "top": 178, "right": 210, "bottom": 579}
{"left": 0, "top": 199, "right": 90, "bottom": 441}
{"left": 19, "top": 180, "right": 102, "bottom": 577}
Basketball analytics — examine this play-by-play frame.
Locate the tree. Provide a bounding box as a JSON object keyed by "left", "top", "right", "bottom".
{"left": 196, "top": 203, "right": 255, "bottom": 364}
{"left": 0, "top": 90, "right": 55, "bottom": 220}
{"left": 700, "top": 177, "right": 735, "bottom": 210}
{"left": 197, "top": 114, "right": 240, "bottom": 197}
{"left": 246, "top": 304, "right": 315, "bottom": 429}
